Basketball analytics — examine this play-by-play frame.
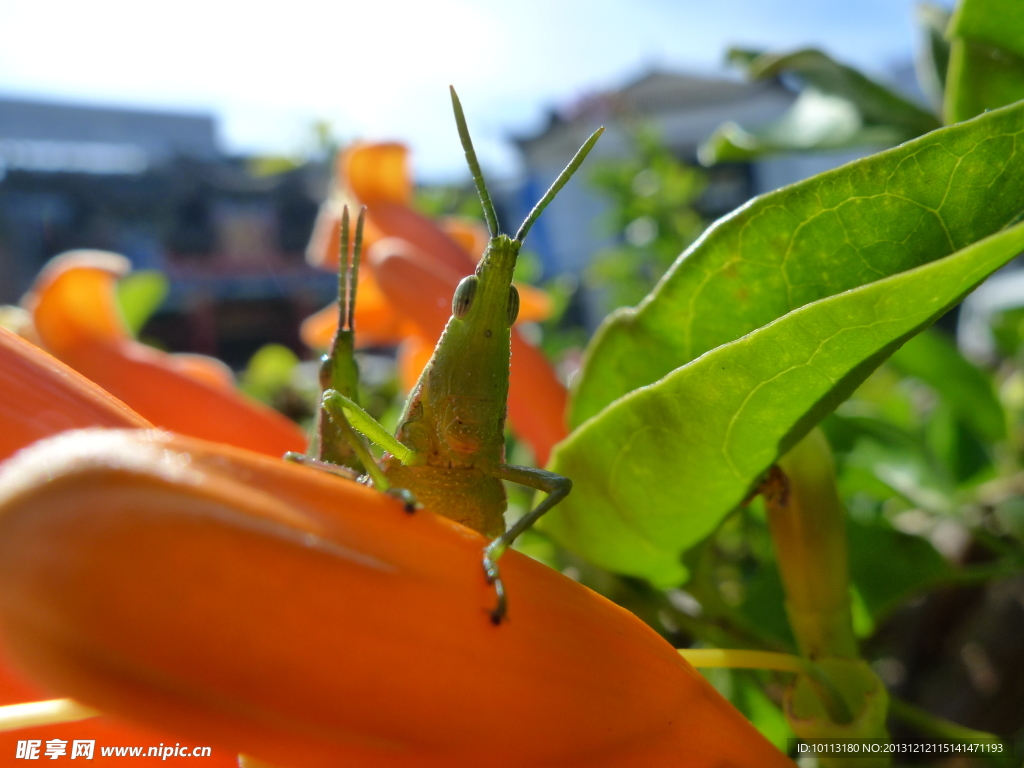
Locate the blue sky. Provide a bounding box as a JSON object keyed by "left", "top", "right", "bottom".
{"left": 0, "top": 0, "right": 950, "bottom": 180}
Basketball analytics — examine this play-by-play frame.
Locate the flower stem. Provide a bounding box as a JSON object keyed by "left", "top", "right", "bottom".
{"left": 678, "top": 648, "right": 806, "bottom": 673}
{"left": 888, "top": 697, "right": 1005, "bottom": 747}
{"left": 679, "top": 648, "right": 854, "bottom": 724}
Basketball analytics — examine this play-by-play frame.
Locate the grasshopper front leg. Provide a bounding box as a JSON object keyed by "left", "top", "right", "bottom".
{"left": 321, "top": 389, "right": 421, "bottom": 511}
{"left": 484, "top": 465, "right": 572, "bottom": 624}
{"left": 283, "top": 452, "right": 361, "bottom": 481}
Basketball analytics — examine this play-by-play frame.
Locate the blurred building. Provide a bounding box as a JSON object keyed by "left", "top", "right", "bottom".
{"left": 0, "top": 96, "right": 334, "bottom": 366}
{"left": 505, "top": 69, "right": 871, "bottom": 323}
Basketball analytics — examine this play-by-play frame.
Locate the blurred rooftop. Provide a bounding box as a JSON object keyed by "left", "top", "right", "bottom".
{"left": 0, "top": 96, "right": 219, "bottom": 175}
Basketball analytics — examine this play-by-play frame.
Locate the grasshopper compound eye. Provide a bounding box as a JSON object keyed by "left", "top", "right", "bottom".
{"left": 506, "top": 285, "right": 520, "bottom": 326}
{"left": 452, "top": 275, "right": 478, "bottom": 319}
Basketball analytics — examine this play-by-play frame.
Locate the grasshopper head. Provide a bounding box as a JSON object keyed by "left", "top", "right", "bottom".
{"left": 451, "top": 234, "right": 521, "bottom": 336}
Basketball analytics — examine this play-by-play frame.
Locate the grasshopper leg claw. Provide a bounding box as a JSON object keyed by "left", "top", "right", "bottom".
{"left": 483, "top": 543, "right": 507, "bottom": 624}
{"left": 385, "top": 487, "right": 418, "bottom": 514}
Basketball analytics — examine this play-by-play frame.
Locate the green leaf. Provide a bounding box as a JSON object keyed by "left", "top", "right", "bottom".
{"left": 572, "top": 101, "right": 1024, "bottom": 427}
{"left": 828, "top": 415, "right": 955, "bottom": 513}
{"left": 945, "top": 40, "right": 1024, "bottom": 124}
{"left": 115, "top": 270, "right": 169, "bottom": 337}
{"left": 699, "top": 90, "right": 902, "bottom": 165}
{"left": 945, "top": 0, "right": 1024, "bottom": 123}
{"left": 741, "top": 48, "right": 939, "bottom": 136}
{"left": 738, "top": 560, "right": 795, "bottom": 650}
{"left": 701, "top": 47, "right": 940, "bottom": 164}
{"left": 239, "top": 343, "right": 300, "bottom": 404}
{"left": 847, "top": 522, "right": 952, "bottom": 620}
{"left": 949, "top": 0, "right": 1024, "bottom": 59}
{"left": 924, "top": 401, "right": 993, "bottom": 485}
{"left": 543, "top": 222, "right": 1024, "bottom": 585}
{"left": 889, "top": 328, "right": 1004, "bottom": 441}
{"left": 732, "top": 674, "right": 794, "bottom": 751}
{"left": 724, "top": 46, "right": 766, "bottom": 70}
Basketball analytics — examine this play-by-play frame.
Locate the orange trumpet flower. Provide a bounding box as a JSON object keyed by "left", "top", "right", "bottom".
{"left": 0, "top": 327, "right": 239, "bottom": 765}
{"left": 0, "top": 425, "right": 792, "bottom": 768}
{"left": 302, "top": 143, "right": 552, "bottom": 350}
{"left": 23, "top": 251, "right": 307, "bottom": 458}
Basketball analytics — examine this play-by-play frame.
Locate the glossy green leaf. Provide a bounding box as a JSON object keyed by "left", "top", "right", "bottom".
{"left": 889, "top": 328, "right": 1004, "bottom": 441}
{"left": 115, "top": 270, "right": 169, "bottom": 337}
{"left": 945, "top": 40, "right": 1024, "bottom": 124}
{"left": 945, "top": 0, "right": 1024, "bottom": 123}
{"left": 699, "top": 90, "right": 901, "bottom": 165}
{"left": 949, "top": 0, "right": 1024, "bottom": 59}
{"left": 543, "top": 222, "right": 1024, "bottom": 586}
{"left": 743, "top": 48, "right": 938, "bottom": 135}
{"left": 701, "top": 47, "right": 940, "bottom": 164}
{"left": 572, "top": 101, "right": 1024, "bottom": 427}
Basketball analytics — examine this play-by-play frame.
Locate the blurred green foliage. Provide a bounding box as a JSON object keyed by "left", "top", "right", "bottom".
{"left": 587, "top": 126, "right": 706, "bottom": 309}
{"left": 115, "top": 270, "right": 169, "bottom": 337}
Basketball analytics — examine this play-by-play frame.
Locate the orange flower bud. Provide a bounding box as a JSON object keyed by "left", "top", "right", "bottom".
{"left": 0, "top": 429, "right": 790, "bottom": 768}
{"left": 343, "top": 142, "right": 413, "bottom": 207}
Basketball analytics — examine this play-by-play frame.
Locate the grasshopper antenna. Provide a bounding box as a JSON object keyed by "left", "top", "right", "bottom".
{"left": 340, "top": 206, "right": 365, "bottom": 333}
{"left": 337, "top": 206, "right": 352, "bottom": 333}
{"left": 515, "top": 126, "right": 604, "bottom": 245}
{"left": 450, "top": 86, "right": 500, "bottom": 238}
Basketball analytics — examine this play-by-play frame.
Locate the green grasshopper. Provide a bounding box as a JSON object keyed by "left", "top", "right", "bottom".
{"left": 320, "top": 88, "right": 603, "bottom": 623}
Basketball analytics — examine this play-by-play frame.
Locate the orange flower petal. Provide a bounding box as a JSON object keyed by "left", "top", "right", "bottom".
{"left": 300, "top": 273, "right": 412, "bottom": 352}
{"left": 369, "top": 240, "right": 456, "bottom": 334}
{"left": 515, "top": 282, "right": 554, "bottom": 323}
{"left": 168, "top": 353, "right": 235, "bottom": 391}
{"left": 507, "top": 331, "right": 569, "bottom": 466}
{"left": 54, "top": 341, "right": 305, "bottom": 457}
{"left": 332, "top": 144, "right": 475, "bottom": 277}
{"left": 343, "top": 142, "right": 412, "bottom": 207}
{"left": 0, "top": 334, "right": 235, "bottom": 765}
{"left": 0, "top": 636, "right": 47, "bottom": 705}
{"left": 396, "top": 334, "right": 434, "bottom": 393}
{"left": 27, "top": 254, "right": 307, "bottom": 457}
{"left": 305, "top": 197, "right": 388, "bottom": 270}
{"left": 0, "top": 327, "right": 150, "bottom": 463}
{"left": 299, "top": 301, "right": 341, "bottom": 350}
{"left": 365, "top": 203, "right": 476, "bottom": 277}
{"left": 0, "top": 429, "right": 790, "bottom": 768}
{"left": 26, "top": 251, "right": 131, "bottom": 349}
{"left": 371, "top": 242, "right": 568, "bottom": 464}
{"left": 438, "top": 216, "right": 489, "bottom": 262}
